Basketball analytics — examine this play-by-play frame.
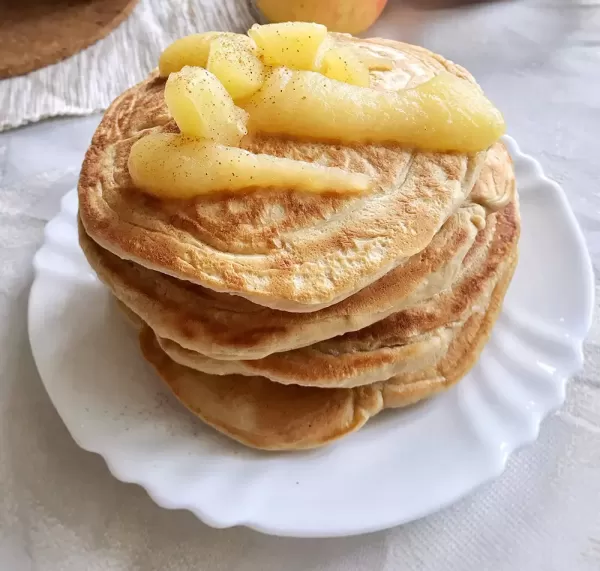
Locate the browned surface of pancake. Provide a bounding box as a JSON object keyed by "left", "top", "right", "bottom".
{"left": 78, "top": 36, "right": 488, "bottom": 311}
{"left": 0, "top": 0, "right": 138, "bottom": 79}
{"left": 139, "top": 248, "right": 517, "bottom": 450}
{"left": 156, "top": 198, "right": 519, "bottom": 388}
{"left": 79, "top": 204, "right": 481, "bottom": 358}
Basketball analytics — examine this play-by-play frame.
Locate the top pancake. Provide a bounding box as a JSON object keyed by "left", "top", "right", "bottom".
{"left": 78, "top": 35, "right": 488, "bottom": 312}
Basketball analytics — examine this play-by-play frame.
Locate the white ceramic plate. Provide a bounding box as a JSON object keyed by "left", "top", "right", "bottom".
{"left": 28, "top": 136, "right": 594, "bottom": 538}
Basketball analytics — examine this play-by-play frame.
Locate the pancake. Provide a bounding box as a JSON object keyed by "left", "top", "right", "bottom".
{"left": 79, "top": 142, "right": 514, "bottom": 360}
{"left": 155, "top": 198, "right": 519, "bottom": 388}
{"left": 78, "top": 35, "right": 488, "bottom": 312}
{"left": 138, "top": 249, "right": 517, "bottom": 450}
{"left": 79, "top": 204, "right": 479, "bottom": 358}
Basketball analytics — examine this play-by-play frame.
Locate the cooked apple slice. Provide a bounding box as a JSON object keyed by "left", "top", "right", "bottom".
{"left": 207, "top": 35, "right": 265, "bottom": 100}
{"left": 312, "top": 35, "right": 335, "bottom": 71}
{"left": 243, "top": 68, "right": 505, "bottom": 152}
{"left": 128, "top": 133, "right": 371, "bottom": 198}
{"left": 158, "top": 32, "right": 255, "bottom": 76}
{"left": 321, "top": 46, "right": 370, "bottom": 87}
{"left": 159, "top": 32, "right": 219, "bottom": 76}
{"left": 164, "top": 66, "right": 248, "bottom": 145}
{"left": 248, "top": 22, "right": 328, "bottom": 70}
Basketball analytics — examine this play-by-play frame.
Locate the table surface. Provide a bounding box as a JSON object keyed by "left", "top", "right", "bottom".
{"left": 1, "top": 1, "right": 600, "bottom": 569}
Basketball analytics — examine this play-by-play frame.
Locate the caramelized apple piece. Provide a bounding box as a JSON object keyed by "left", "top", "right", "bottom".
{"left": 207, "top": 35, "right": 265, "bottom": 100}
{"left": 160, "top": 32, "right": 222, "bottom": 76}
{"left": 159, "top": 32, "right": 256, "bottom": 77}
{"left": 128, "top": 133, "right": 371, "bottom": 198}
{"left": 164, "top": 66, "right": 248, "bottom": 145}
{"left": 243, "top": 68, "right": 505, "bottom": 152}
{"left": 312, "top": 35, "right": 334, "bottom": 71}
{"left": 248, "top": 22, "right": 328, "bottom": 70}
{"left": 321, "top": 46, "right": 370, "bottom": 87}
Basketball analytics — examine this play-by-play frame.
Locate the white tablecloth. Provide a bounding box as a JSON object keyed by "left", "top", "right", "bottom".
{"left": 1, "top": 1, "right": 599, "bottom": 569}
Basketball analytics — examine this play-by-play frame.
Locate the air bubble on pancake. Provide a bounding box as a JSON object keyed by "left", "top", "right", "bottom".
{"left": 262, "top": 203, "right": 286, "bottom": 223}
{"left": 227, "top": 200, "right": 246, "bottom": 214}
{"left": 292, "top": 275, "right": 305, "bottom": 293}
{"left": 366, "top": 244, "right": 385, "bottom": 265}
{"left": 242, "top": 273, "right": 271, "bottom": 292}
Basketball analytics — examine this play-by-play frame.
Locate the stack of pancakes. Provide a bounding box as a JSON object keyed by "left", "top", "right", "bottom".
{"left": 77, "top": 37, "right": 519, "bottom": 450}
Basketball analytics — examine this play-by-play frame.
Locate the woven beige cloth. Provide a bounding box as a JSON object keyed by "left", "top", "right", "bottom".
{"left": 0, "top": 0, "right": 258, "bottom": 132}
